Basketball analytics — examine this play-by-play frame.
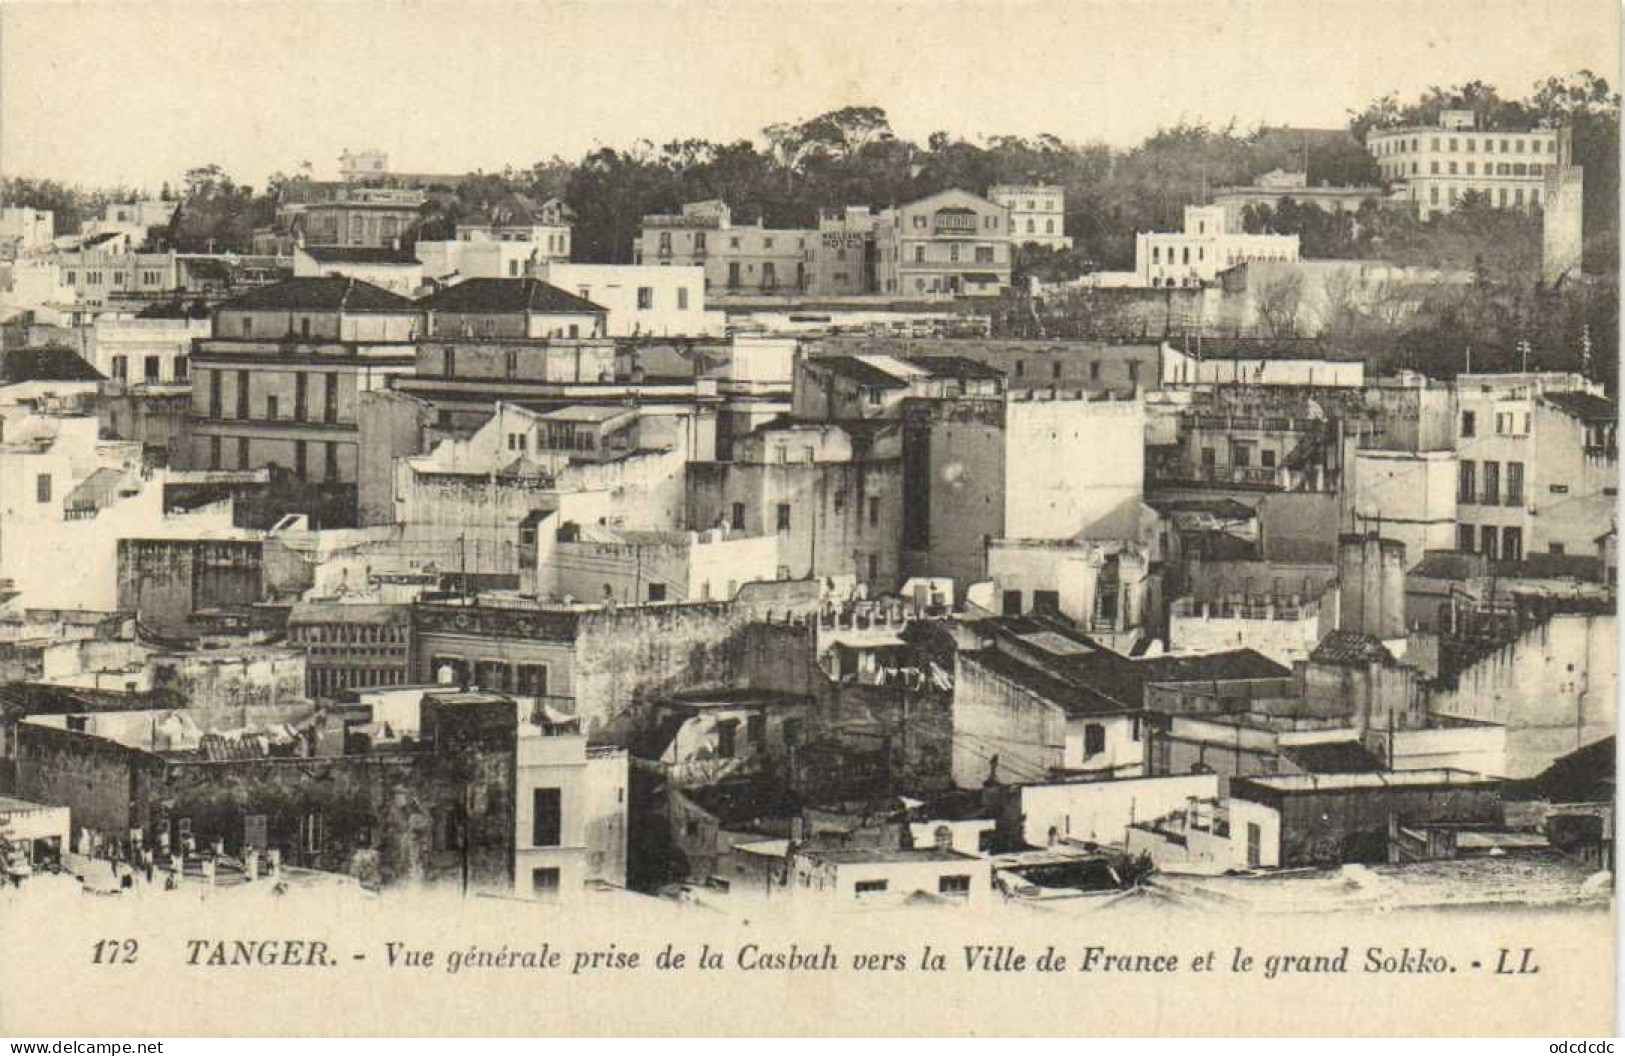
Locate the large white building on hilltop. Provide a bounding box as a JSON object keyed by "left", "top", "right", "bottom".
{"left": 1367, "top": 109, "right": 1558, "bottom": 221}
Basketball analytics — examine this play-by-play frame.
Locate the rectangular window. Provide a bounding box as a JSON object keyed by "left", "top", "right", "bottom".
{"left": 325, "top": 442, "right": 339, "bottom": 482}
{"left": 636, "top": 287, "right": 653, "bottom": 309}
{"left": 516, "top": 664, "right": 549, "bottom": 696}
{"left": 1458, "top": 524, "right": 1475, "bottom": 553}
{"left": 267, "top": 395, "right": 279, "bottom": 421}
{"left": 1461, "top": 410, "right": 1476, "bottom": 438}
{"left": 746, "top": 713, "right": 766, "bottom": 747}
{"left": 1502, "top": 526, "right": 1523, "bottom": 563}
{"left": 325, "top": 373, "right": 339, "bottom": 424}
{"left": 1482, "top": 460, "right": 1499, "bottom": 506}
{"left": 938, "top": 875, "right": 971, "bottom": 896}
{"left": 294, "top": 438, "right": 307, "bottom": 481}
{"left": 238, "top": 437, "right": 250, "bottom": 470}
{"left": 1084, "top": 723, "right": 1106, "bottom": 757}
{"left": 209, "top": 436, "right": 222, "bottom": 470}
{"left": 174, "top": 356, "right": 188, "bottom": 381}
{"left": 647, "top": 583, "right": 666, "bottom": 602}
{"left": 35, "top": 474, "right": 51, "bottom": 503}
{"left": 111, "top": 355, "right": 128, "bottom": 381}
{"left": 716, "top": 720, "right": 738, "bottom": 759}
{"left": 531, "top": 868, "right": 560, "bottom": 900}
{"left": 776, "top": 504, "right": 791, "bottom": 531}
{"left": 730, "top": 502, "right": 746, "bottom": 530}
{"left": 236, "top": 370, "right": 250, "bottom": 419}
{"left": 1506, "top": 462, "right": 1524, "bottom": 506}
{"left": 532, "top": 788, "right": 562, "bottom": 847}
{"left": 1481, "top": 525, "right": 1499, "bottom": 561}
{"left": 1458, "top": 460, "right": 1476, "bottom": 504}
{"left": 294, "top": 373, "right": 307, "bottom": 421}
{"left": 1261, "top": 449, "right": 1277, "bottom": 469}
{"left": 855, "top": 880, "right": 888, "bottom": 895}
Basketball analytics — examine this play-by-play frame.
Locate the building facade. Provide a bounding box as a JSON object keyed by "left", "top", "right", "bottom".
{"left": 988, "top": 184, "right": 1070, "bottom": 250}
{"left": 1367, "top": 110, "right": 1558, "bottom": 220}
{"left": 187, "top": 278, "right": 421, "bottom": 504}
{"left": 1136, "top": 205, "right": 1299, "bottom": 288}
{"left": 286, "top": 602, "right": 413, "bottom": 698}
{"left": 875, "top": 189, "right": 1012, "bottom": 297}
{"left": 1454, "top": 374, "right": 1617, "bottom": 561}
{"left": 633, "top": 200, "right": 813, "bottom": 295}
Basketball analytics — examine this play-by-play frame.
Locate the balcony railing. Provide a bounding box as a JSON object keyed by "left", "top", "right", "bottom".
{"left": 1171, "top": 598, "right": 1316, "bottom": 621}
{"left": 1155, "top": 461, "right": 1282, "bottom": 487}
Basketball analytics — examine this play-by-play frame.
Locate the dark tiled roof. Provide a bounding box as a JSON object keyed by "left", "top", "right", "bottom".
{"left": 1281, "top": 741, "right": 1386, "bottom": 774}
{"left": 962, "top": 647, "right": 1128, "bottom": 717}
{"left": 217, "top": 276, "right": 417, "bottom": 314}
{"left": 1495, "top": 553, "right": 1605, "bottom": 582}
{"left": 302, "top": 246, "right": 421, "bottom": 265}
{"left": 1309, "top": 630, "right": 1395, "bottom": 666}
{"left": 1510, "top": 736, "right": 1614, "bottom": 803}
{"left": 416, "top": 278, "right": 605, "bottom": 315}
{"left": 1543, "top": 391, "right": 1617, "bottom": 422}
{"left": 1133, "top": 649, "right": 1290, "bottom": 684}
{"left": 907, "top": 355, "right": 1006, "bottom": 380}
{"left": 197, "top": 732, "right": 269, "bottom": 762}
{"left": 0, "top": 683, "right": 184, "bottom": 718}
{"left": 1409, "top": 550, "right": 1485, "bottom": 581}
{"left": 969, "top": 615, "right": 1287, "bottom": 718}
{"left": 806, "top": 356, "right": 911, "bottom": 389}
{"left": 1, "top": 344, "right": 105, "bottom": 384}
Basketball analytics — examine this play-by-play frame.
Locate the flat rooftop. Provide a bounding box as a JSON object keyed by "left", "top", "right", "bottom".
{"left": 1236, "top": 768, "right": 1496, "bottom": 793}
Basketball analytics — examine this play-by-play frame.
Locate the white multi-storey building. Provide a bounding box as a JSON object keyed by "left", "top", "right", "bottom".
{"left": 988, "top": 184, "right": 1071, "bottom": 250}
{"left": 1135, "top": 205, "right": 1298, "bottom": 288}
{"left": 1366, "top": 109, "right": 1558, "bottom": 220}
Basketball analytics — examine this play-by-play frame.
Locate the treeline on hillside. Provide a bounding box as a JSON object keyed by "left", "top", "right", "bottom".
{"left": 6, "top": 72, "right": 1615, "bottom": 277}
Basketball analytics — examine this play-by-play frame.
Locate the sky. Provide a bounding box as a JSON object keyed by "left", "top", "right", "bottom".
{"left": 2, "top": 0, "right": 1619, "bottom": 193}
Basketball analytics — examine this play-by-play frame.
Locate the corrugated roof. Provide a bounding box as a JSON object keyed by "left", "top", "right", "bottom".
{"left": 217, "top": 276, "right": 417, "bottom": 314}
{"left": 416, "top": 278, "right": 605, "bottom": 315}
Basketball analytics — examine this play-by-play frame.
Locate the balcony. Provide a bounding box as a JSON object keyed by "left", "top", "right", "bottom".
{"left": 1171, "top": 597, "right": 1316, "bottom": 622}
{"left": 1193, "top": 414, "right": 1316, "bottom": 434}
{"left": 1155, "top": 460, "right": 1282, "bottom": 487}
